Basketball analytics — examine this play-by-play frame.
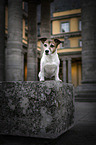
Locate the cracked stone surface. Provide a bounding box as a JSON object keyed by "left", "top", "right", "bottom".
{"left": 0, "top": 81, "right": 74, "bottom": 139}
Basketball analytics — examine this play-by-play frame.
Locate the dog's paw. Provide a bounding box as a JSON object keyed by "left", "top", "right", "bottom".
{"left": 40, "top": 78, "right": 45, "bottom": 81}
{"left": 59, "top": 79, "right": 62, "bottom": 82}
{"left": 55, "top": 78, "right": 62, "bottom": 82}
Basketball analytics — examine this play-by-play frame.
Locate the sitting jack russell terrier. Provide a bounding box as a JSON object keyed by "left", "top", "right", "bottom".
{"left": 38, "top": 38, "right": 62, "bottom": 81}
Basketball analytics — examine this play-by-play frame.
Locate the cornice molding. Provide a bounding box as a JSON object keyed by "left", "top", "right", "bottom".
{"left": 51, "top": 31, "right": 81, "bottom": 38}
{"left": 51, "top": 13, "right": 81, "bottom": 21}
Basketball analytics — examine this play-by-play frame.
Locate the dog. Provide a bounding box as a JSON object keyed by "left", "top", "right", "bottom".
{"left": 38, "top": 38, "right": 61, "bottom": 81}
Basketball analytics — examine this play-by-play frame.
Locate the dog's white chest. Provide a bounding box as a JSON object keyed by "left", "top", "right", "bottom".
{"left": 44, "top": 63, "right": 57, "bottom": 78}
{"left": 42, "top": 53, "right": 59, "bottom": 78}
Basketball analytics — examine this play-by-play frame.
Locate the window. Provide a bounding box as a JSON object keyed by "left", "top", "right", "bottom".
{"left": 25, "top": 19, "right": 28, "bottom": 27}
{"left": 25, "top": 29, "right": 28, "bottom": 37}
{"left": 51, "top": 22, "right": 52, "bottom": 35}
{"left": 79, "top": 40, "right": 82, "bottom": 47}
{"left": 61, "top": 22, "right": 69, "bottom": 33}
{"left": 60, "top": 39, "right": 70, "bottom": 48}
{"left": 60, "top": 41, "right": 64, "bottom": 48}
{"left": 64, "top": 39, "right": 70, "bottom": 48}
{"left": 79, "top": 20, "right": 82, "bottom": 31}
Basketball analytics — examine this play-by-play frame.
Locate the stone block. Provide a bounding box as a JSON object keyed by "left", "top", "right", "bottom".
{"left": 0, "top": 81, "right": 74, "bottom": 139}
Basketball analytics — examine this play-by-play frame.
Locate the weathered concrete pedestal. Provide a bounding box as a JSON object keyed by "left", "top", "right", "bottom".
{"left": 0, "top": 81, "right": 74, "bottom": 139}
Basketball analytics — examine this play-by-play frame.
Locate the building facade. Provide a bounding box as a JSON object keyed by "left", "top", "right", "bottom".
{"left": 51, "top": 8, "right": 82, "bottom": 87}
{"left": 5, "top": 1, "right": 82, "bottom": 87}
{"left": 0, "top": 0, "right": 96, "bottom": 101}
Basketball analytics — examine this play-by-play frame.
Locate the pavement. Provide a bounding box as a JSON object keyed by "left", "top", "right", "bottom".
{"left": 0, "top": 102, "right": 96, "bottom": 145}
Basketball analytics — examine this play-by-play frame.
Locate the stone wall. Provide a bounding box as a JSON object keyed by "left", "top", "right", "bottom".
{"left": 0, "top": 81, "right": 74, "bottom": 139}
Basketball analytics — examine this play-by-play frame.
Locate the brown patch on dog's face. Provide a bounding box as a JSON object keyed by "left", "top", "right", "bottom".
{"left": 44, "top": 40, "right": 56, "bottom": 54}
{"left": 40, "top": 38, "right": 61, "bottom": 55}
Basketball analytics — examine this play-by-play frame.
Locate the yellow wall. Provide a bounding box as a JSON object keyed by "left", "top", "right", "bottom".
{"left": 37, "top": 41, "right": 41, "bottom": 51}
{"left": 53, "top": 9, "right": 81, "bottom": 17}
{"left": 70, "top": 38, "right": 78, "bottom": 47}
{"left": 22, "top": 19, "right": 28, "bottom": 44}
{"left": 52, "top": 9, "right": 81, "bottom": 35}
{"left": 22, "top": 19, "right": 25, "bottom": 38}
{"left": 37, "top": 41, "right": 41, "bottom": 48}
{"left": 52, "top": 21, "right": 60, "bottom": 34}
{"left": 72, "top": 61, "right": 81, "bottom": 87}
{"left": 69, "top": 36, "right": 81, "bottom": 47}
{"left": 52, "top": 17, "right": 80, "bottom": 35}
{"left": 57, "top": 36, "right": 82, "bottom": 50}
{"left": 57, "top": 48, "right": 82, "bottom": 53}
{"left": 70, "top": 18, "right": 78, "bottom": 32}
{"left": 72, "top": 63, "right": 77, "bottom": 87}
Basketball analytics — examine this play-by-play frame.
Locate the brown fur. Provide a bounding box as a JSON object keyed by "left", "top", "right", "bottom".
{"left": 43, "top": 39, "right": 61, "bottom": 54}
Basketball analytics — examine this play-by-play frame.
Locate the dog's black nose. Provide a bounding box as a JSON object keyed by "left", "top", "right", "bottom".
{"left": 45, "top": 50, "right": 49, "bottom": 54}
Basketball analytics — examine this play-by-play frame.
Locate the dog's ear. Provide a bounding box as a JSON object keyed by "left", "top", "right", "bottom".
{"left": 39, "top": 37, "right": 47, "bottom": 44}
{"left": 54, "top": 39, "right": 61, "bottom": 47}
{"left": 54, "top": 39, "right": 61, "bottom": 45}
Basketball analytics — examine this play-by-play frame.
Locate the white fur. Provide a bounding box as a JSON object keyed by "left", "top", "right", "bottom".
{"left": 39, "top": 50, "right": 61, "bottom": 81}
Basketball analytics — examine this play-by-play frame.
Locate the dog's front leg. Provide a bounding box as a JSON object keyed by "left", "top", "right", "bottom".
{"left": 39, "top": 61, "right": 45, "bottom": 81}
{"left": 40, "top": 69, "right": 45, "bottom": 81}
{"left": 55, "top": 65, "right": 62, "bottom": 81}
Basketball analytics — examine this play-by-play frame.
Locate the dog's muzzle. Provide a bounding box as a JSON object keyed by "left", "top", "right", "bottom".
{"left": 45, "top": 50, "right": 49, "bottom": 55}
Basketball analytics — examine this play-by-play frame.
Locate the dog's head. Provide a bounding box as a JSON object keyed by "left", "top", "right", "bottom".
{"left": 40, "top": 38, "right": 61, "bottom": 55}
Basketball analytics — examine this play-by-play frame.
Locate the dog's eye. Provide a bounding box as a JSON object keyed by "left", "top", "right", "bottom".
{"left": 44, "top": 44, "right": 47, "bottom": 47}
{"left": 50, "top": 44, "right": 55, "bottom": 48}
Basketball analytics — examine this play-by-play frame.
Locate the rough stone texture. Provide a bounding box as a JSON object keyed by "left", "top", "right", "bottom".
{"left": 6, "top": 0, "right": 22, "bottom": 81}
{"left": 27, "top": 1, "right": 37, "bottom": 81}
{"left": 0, "top": 81, "right": 74, "bottom": 139}
{"left": 0, "top": 102, "right": 96, "bottom": 145}
{"left": 0, "top": 0, "right": 5, "bottom": 81}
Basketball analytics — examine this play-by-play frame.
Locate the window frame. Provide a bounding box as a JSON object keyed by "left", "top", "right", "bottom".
{"left": 60, "top": 21, "right": 70, "bottom": 33}
{"left": 25, "top": 19, "right": 28, "bottom": 38}
{"left": 60, "top": 41, "right": 64, "bottom": 48}
{"left": 78, "top": 39, "right": 82, "bottom": 47}
{"left": 78, "top": 19, "right": 82, "bottom": 31}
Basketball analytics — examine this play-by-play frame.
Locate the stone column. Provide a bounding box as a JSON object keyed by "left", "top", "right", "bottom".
{"left": 68, "top": 58, "right": 72, "bottom": 83}
{"left": 76, "top": 0, "right": 96, "bottom": 101}
{"left": 41, "top": 0, "right": 51, "bottom": 56}
{"left": 6, "top": 0, "right": 22, "bottom": 81}
{"left": 27, "top": 1, "right": 37, "bottom": 81}
{"left": 63, "top": 59, "right": 66, "bottom": 83}
{"left": 0, "top": 0, "right": 5, "bottom": 81}
{"left": 82, "top": 0, "right": 96, "bottom": 84}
